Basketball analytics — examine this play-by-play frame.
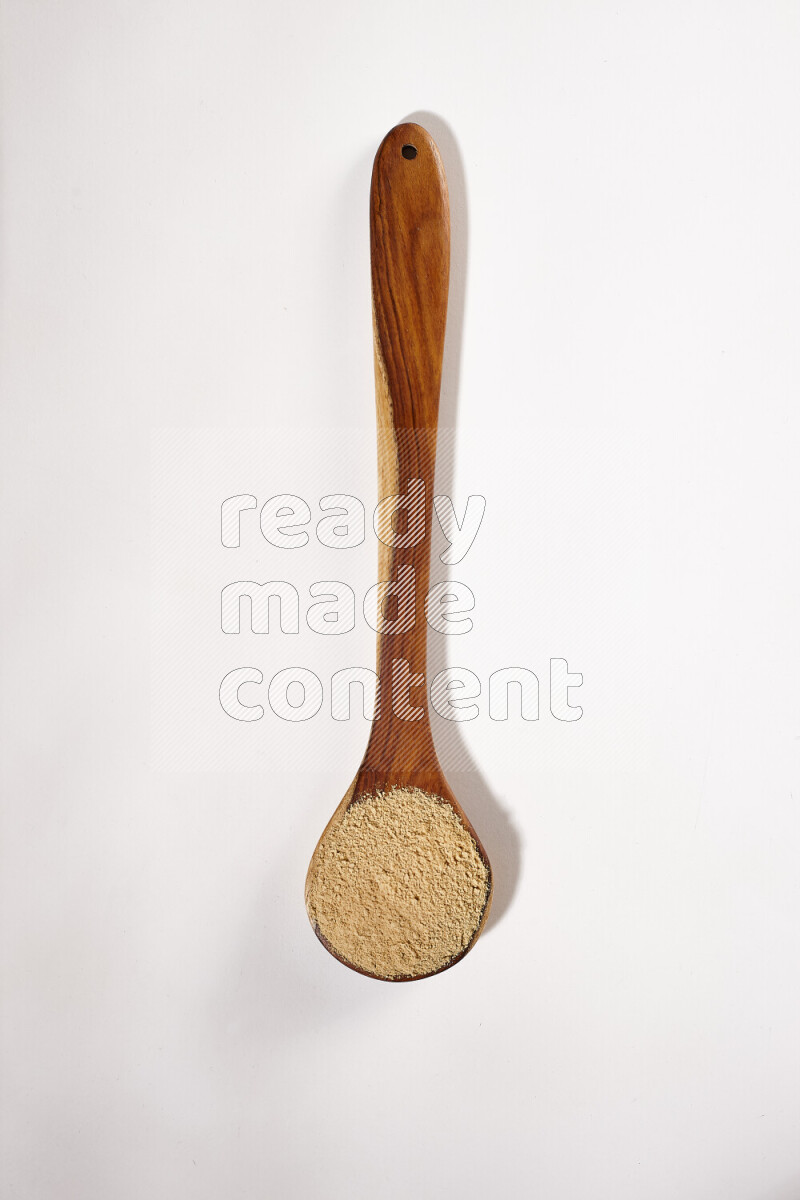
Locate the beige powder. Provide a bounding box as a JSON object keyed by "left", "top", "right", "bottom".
{"left": 306, "top": 786, "right": 490, "bottom": 979}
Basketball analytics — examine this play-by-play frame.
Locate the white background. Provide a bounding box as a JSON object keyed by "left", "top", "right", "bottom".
{"left": 2, "top": 3, "right": 799, "bottom": 1197}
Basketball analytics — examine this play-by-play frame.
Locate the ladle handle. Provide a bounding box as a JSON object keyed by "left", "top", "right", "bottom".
{"left": 363, "top": 122, "right": 450, "bottom": 775}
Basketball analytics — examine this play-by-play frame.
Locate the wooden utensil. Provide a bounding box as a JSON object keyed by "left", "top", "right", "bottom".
{"left": 305, "top": 122, "right": 493, "bottom": 980}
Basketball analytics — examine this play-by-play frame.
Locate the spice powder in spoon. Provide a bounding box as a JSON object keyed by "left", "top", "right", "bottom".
{"left": 306, "top": 786, "right": 490, "bottom": 980}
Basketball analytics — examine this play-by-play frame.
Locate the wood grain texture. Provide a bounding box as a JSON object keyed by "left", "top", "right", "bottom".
{"left": 306, "top": 122, "right": 493, "bottom": 980}
{"left": 365, "top": 120, "right": 449, "bottom": 782}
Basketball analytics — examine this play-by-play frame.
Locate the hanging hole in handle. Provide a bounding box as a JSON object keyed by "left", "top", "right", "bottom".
{"left": 401, "top": 144, "right": 417, "bottom": 160}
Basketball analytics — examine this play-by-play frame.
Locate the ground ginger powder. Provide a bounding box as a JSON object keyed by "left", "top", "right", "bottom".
{"left": 306, "top": 786, "right": 490, "bottom": 979}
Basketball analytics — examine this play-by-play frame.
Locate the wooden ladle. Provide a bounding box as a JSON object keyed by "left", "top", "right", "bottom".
{"left": 305, "top": 122, "right": 493, "bottom": 981}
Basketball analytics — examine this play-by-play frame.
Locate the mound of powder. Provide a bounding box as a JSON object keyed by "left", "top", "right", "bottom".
{"left": 306, "top": 786, "right": 490, "bottom": 979}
